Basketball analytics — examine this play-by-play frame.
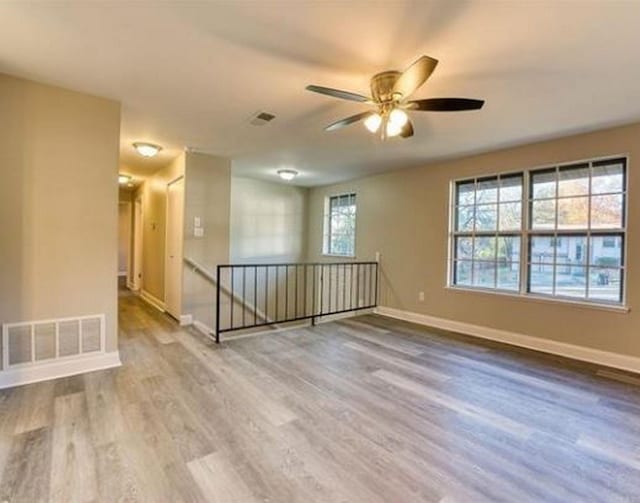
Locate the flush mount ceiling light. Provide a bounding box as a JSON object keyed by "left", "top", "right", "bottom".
{"left": 118, "top": 174, "right": 131, "bottom": 184}
{"left": 133, "top": 142, "right": 162, "bottom": 158}
{"left": 306, "top": 55, "right": 484, "bottom": 139}
{"left": 277, "top": 169, "right": 298, "bottom": 181}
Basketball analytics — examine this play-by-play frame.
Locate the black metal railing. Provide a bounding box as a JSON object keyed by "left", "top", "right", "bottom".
{"left": 214, "top": 261, "right": 378, "bottom": 342}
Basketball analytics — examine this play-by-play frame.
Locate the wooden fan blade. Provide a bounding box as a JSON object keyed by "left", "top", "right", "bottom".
{"left": 408, "top": 98, "right": 485, "bottom": 111}
{"left": 392, "top": 55, "right": 438, "bottom": 99}
{"left": 400, "top": 119, "right": 414, "bottom": 138}
{"left": 325, "top": 111, "right": 373, "bottom": 131}
{"left": 306, "top": 85, "right": 371, "bottom": 103}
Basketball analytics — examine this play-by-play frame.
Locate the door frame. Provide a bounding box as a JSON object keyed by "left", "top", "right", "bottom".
{"left": 131, "top": 195, "right": 144, "bottom": 291}
{"left": 164, "top": 175, "right": 185, "bottom": 320}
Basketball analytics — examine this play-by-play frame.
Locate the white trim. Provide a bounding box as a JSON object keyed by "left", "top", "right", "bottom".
{"left": 179, "top": 314, "right": 193, "bottom": 326}
{"left": 446, "top": 285, "right": 630, "bottom": 313}
{"left": 118, "top": 271, "right": 128, "bottom": 277}
{"left": 315, "top": 308, "right": 374, "bottom": 324}
{"left": 0, "top": 351, "right": 121, "bottom": 389}
{"left": 193, "top": 320, "right": 215, "bottom": 338}
{"left": 126, "top": 280, "right": 137, "bottom": 291}
{"left": 139, "top": 289, "right": 166, "bottom": 312}
{"left": 375, "top": 306, "right": 640, "bottom": 374}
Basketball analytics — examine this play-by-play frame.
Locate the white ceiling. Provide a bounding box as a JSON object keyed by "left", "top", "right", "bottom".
{"left": 2, "top": 1, "right": 640, "bottom": 186}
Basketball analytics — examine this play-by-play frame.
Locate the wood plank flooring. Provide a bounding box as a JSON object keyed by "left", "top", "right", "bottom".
{"left": 1, "top": 289, "right": 640, "bottom": 502}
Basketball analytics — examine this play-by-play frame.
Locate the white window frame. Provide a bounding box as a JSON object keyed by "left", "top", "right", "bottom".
{"left": 447, "top": 155, "right": 628, "bottom": 309}
{"left": 323, "top": 192, "right": 357, "bottom": 257}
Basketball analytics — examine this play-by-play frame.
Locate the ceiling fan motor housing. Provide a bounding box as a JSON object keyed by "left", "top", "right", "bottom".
{"left": 370, "top": 71, "right": 402, "bottom": 103}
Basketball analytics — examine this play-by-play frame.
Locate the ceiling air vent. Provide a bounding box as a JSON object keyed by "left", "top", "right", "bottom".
{"left": 250, "top": 111, "right": 276, "bottom": 126}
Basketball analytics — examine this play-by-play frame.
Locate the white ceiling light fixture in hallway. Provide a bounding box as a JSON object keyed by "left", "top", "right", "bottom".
{"left": 277, "top": 169, "right": 298, "bottom": 181}
{"left": 2, "top": 3, "right": 640, "bottom": 185}
{"left": 133, "top": 142, "right": 162, "bottom": 158}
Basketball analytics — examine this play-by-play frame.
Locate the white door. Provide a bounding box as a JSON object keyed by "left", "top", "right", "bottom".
{"left": 132, "top": 198, "right": 143, "bottom": 290}
{"left": 165, "top": 177, "right": 185, "bottom": 319}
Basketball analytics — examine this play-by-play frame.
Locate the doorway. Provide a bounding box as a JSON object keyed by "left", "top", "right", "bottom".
{"left": 131, "top": 197, "right": 143, "bottom": 291}
{"left": 165, "top": 176, "right": 185, "bottom": 319}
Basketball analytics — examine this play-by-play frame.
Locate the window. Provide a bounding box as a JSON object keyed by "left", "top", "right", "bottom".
{"left": 450, "top": 157, "right": 626, "bottom": 305}
{"left": 323, "top": 193, "right": 356, "bottom": 256}
{"left": 452, "top": 174, "right": 523, "bottom": 291}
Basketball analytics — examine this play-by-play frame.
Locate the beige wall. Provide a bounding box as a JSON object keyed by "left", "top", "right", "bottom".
{"left": 0, "top": 73, "right": 121, "bottom": 359}
{"left": 182, "top": 152, "right": 231, "bottom": 329}
{"left": 133, "top": 154, "right": 185, "bottom": 302}
{"left": 307, "top": 122, "right": 640, "bottom": 358}
{"left": 230, "top": 177, "right": 308, "bottom": 263}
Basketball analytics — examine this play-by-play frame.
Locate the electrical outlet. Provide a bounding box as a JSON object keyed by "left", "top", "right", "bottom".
{"left": 418, "top": 291, "right": 425, "bottom": 302}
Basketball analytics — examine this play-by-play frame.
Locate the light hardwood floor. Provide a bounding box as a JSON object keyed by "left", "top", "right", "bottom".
{"left": 1, "top": 290, "right": 640, "bottom": 502}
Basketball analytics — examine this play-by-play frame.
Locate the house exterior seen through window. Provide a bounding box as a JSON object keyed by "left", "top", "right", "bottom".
{"left": 450, "top": 157, "right": 626, "bottom": 305}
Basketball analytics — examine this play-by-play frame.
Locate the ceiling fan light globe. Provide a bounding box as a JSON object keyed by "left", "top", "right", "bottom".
{"left": 386, "top": 120, "right": 402, "bottom": 137}
{"left": 364, "top": 113, "right": 382, "bottom": 133}
{"left": 389, "top": 108, "right": 409, "bottom": 127}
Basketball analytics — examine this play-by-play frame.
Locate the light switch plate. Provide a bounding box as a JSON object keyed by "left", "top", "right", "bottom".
{"left": 194, "top": 217, "right": 201, "bottom": 228}
{"left": 194, "top": 227, "right": 204, "bottom": 238}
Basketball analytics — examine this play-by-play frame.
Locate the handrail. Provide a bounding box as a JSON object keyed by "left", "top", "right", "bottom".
{"left": 184, "top": 256, "right": 276, "bottom": 336}
{"left": 184, "top": 256, "right": 217, "bottom": 284}
{"left": 215, "top": 261, "right": 379, "bottom": 343}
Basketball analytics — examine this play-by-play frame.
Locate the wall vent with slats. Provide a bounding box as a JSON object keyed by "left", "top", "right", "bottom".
{"left": 2, "top": 314, "right": 105, "bottom": 369}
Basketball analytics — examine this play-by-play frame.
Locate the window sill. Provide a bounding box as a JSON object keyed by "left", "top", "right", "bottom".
{"left": 445, "top": 285, "right": 630, "bottom": 314}
{"left": 322, "top": 254, "right": 356, "bottom": 259}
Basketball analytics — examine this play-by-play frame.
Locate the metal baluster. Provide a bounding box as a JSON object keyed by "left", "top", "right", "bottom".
{"left": 265, "top": 266, "right": 270, "bottom": 324}
{"left": 215, "top": 265, "right": 221, "bottom": 343}
{"left": 342, "top": 264, "right": 346, "bottom": 311}
{"left": 230, "top": 267, "right": 234, "bottom": 330}
{"left": 319, "top": 265, "right": 324, "bottom": 316}
{"left": 285, "top": 265, "right": 289, "bottom": 321}
{"left": 374, "top": 262, "right": 379, "bottom": 306}
{"left": 242, "top": 266, "right": 246, "bottom": 328}
{"left": 356, "top": 263, "right": 360, "bottom": 309}
{"left": 328, "top": 263, "right": 333, "bottom": 313}
{"left": 312, "top": 264, "right": 317, "bottom": 324}
{"left": 254, "top": 266, "right": 258, "bottom": 325}
{"left": 350, "top": 263, "right": 354, "bottom": 309}
{"left": 294, "top": 264, "right": 299, "bottom": 319}
{"left": 274, "top": 266, "right": 280, "bottom": 323}
{"left": 303, "top": 264, "right": 308, "bottom": 318}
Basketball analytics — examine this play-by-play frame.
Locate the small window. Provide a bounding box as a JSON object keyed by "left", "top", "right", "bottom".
{"left": 323, "top": 193, "right": 356, "bottom": 256}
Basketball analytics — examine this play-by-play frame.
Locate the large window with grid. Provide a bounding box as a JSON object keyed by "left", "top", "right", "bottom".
{"left": 323, "top": 193, "right": 356, "bottom": 256}
{"left": 450, "top": 157, "right": 627, "bottom": 305}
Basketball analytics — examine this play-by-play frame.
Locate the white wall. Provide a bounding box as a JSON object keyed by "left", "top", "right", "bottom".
{"left": 230, "top": 177, "right": 308, "bottom": 263}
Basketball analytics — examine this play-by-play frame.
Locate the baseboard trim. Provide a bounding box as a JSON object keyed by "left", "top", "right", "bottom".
{"left": 139, "top": 289, "right": 166, "bottom": 312}
{"left": 180, "top": 314, "right": 193, "bottom": 326}
{"left": 193, "top": 320, "right": 215, "bottom": 338}
{"left": 375, "top": 306, "right": 640, "bottom": 374}
{"left": 316, "top": 308, "right": 375, "bottom": 324}
{"left": 0, "top": 351, "right": 122, "bottom": 389}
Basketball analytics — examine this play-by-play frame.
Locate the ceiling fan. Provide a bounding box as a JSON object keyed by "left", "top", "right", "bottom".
{"left": 306, "top": 55, "right": 484, "bottom": 139}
